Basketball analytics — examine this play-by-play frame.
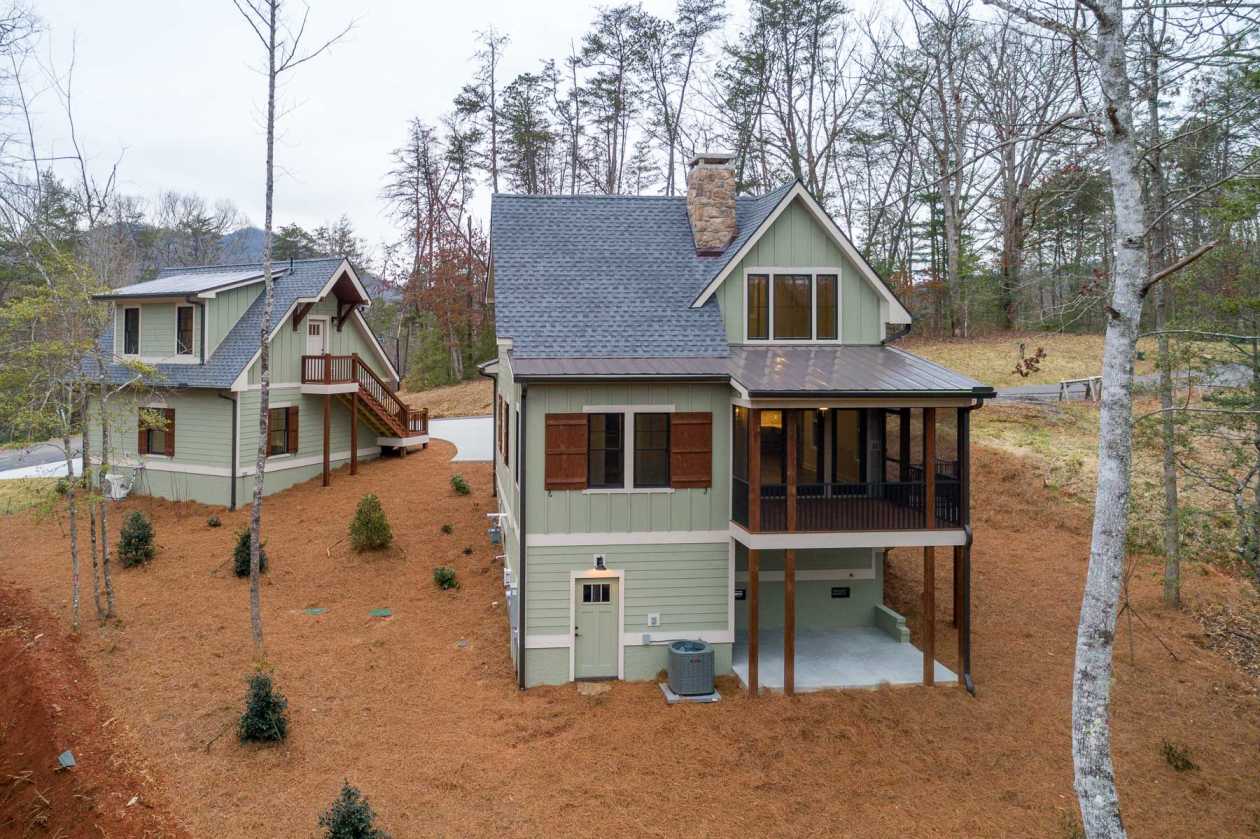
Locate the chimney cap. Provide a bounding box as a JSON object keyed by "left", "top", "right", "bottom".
{"left": 688, "top": 152, "right": 735, "bottom": 169}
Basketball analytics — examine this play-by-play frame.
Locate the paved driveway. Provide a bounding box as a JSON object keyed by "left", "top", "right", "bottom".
{"left": 428, "top": 415, "right": 493, "bottom": 462}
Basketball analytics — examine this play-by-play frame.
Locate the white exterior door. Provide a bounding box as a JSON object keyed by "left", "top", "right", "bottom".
{"left": 574, "top": 579, "right": 619, "bottom": 679}
{"left": 306, "top": 318, "right": 327, "bottom": 356}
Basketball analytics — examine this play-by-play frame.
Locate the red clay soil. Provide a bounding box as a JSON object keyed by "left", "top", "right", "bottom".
{"left": 0, "top": 440, "right": 1258, "bottom": 838}
{"left": 0, "top": 584, "right": 187, "bottom": 838}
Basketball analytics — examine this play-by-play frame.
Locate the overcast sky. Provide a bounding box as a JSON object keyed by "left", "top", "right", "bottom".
{"left": 31, "top": 0, "right": 699, "bottom": 250}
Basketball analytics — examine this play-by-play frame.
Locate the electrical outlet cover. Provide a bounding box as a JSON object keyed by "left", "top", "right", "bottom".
{"left": 647, "top": 612, "right": 660, "bottom": 627}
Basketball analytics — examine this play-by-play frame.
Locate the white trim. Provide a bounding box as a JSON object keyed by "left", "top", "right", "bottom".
{"left": 119, "top": 305, "right": 142, "bottom": 357}
{"left": 300, "top": 383, "right": 358, "bottom": 395}
{"left": 742, "top": 268, "right": 846, "bottom": 344}
{"left": 736, "top": 568, "right": 875, "bottom": 582}
{"left": 112, "top": 353, "right": 202, "bottom": 366}
{"left": 194, "top": 274, "right": 268, "bottom": 299}
{"left": 582, "top": 487, "right": 674, "bottom": 495}
{"left": 376, "top": 434, "right": 429, "bottom": 447}
{"left": 175, "top": 304, "right": 196, "bottom": 357}
{"left": 624, "top": 630, "right": 732, "bottom": 646}
{"left": 91, "top": 445, "right": 380, "bottom": 478}
{"left": 730, "top": 523, "right": 967, "bottom": 549}
{"left": 728, "top": 538, "right": 736, "bottom": 637}
{"left": 237, "top": 381, "right": 304, "bottom": 391}
{"left": 351, "top": 307, "right": 401, "bottom": 383}
{"left": 569, "top": 569, "right": 626, "bottom": 681}
{"left": 691, "top": 182, "right": 912, "bottom": 323}
{"left": 582, "top": 404, "right": 676, "bottom": 414}
{"left": 527, "top": 530, "right": 729, "bottom": 547}
{"left": 524, "top": 634, "right": 570, "bottom": 649}
{"left": 90, "top": 455, "right": 231, "bottom": 477}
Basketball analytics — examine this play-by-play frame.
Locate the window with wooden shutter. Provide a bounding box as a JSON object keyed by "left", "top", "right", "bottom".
{"left": 670, "top": 411, "right": 712, "bottom": 488}
{"left": 544, "top": 413, "right": 587, "bottom": 491}
{"left": 286, "top": 406, "right": 299, "bottom": 454}
{"left": 163, "top": 408, "right": 176, "bottom": 457}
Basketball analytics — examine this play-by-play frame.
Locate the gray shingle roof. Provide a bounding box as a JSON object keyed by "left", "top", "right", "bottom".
{"left": 87, "top": 257, "right": 347, "bottom": 388}
{"left": 491, "top": 180, "right": 793, "bottom": 359}
{"left": 95, "top": 268, "right": 276, "bottom": 299}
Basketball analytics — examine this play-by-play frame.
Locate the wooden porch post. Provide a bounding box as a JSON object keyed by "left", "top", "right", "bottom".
{"left": 322, "top": 393, "right": 331, "bottom": 487}
{"left": 784, "top": 410, "right": 797, "bottom": 695}
{"left": 350, "top": 389, "right": 359, "bottom": 476}
{"left": 923, "top": 406, "right": 936, "bottom": 686}
{"left": 748, "top": 408, "right": 761, "bottom": 696}
{"left": 958, "top": 406, "right": 972, "bottom": 689}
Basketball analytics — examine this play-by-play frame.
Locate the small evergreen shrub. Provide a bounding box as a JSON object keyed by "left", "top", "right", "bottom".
{"left": 1161, "top": 739, "right": 1196, "bottom": 772}
{"left": 450, "top": 474, "right": 471, "bottom": 495}
{"left": 117, "top": 511, "right": 155, "bottom": 568}
{"left": 462, "top": 546, "right": 472, "bottom": 556}
{"left": 318, "top": 782, "right": 390, "bottom": 839}
{"left": 233, "top": 529, "right": 269, "bottom": 578}
{"left": 433, "top": 566, "right": 459, "bottom": 590}
{"left": 349, "top": 494, "right": 393, "bottom": 552}
{"left": 440, "top": 523, "right": 453, "bottom": 535}
{"left": 238, "top": 673, "right": 288, "bottom": 743}
{"left": 207, "top": 514, "right": 222, "bottom": 528}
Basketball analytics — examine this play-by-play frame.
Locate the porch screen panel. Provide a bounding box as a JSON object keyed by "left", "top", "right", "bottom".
{"left": 833, "top": 409, "right": 862, "bottom": 483}
{"left": 798, "top": 409, "right": 824, "bottom": 484}
{"left": 747, "top": 274, "right": 769, "bottom": 340}
{"left": 816, "top": 274, "right": 838, "bottom": 339}
{"left": 773, "top": 274, "right": 811, "bottom": 339}
{"left": 544, "top": 413, "right": 588, "bottom": 491}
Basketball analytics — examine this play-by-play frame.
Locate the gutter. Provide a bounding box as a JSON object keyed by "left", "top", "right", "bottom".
{"left": 512, "top": 374, "right": 731, "bottom": 385}
{"left": 959, "top": 403, "right": 975, "bottom": 696}
{"left": 746, "top": 387, "right": 998, "bottom": 400}
{"left": 216, "top": 391, "right": 238, "bottom": 510}
{"left": 517, "top": 383, "right": 528, "bottom": 690}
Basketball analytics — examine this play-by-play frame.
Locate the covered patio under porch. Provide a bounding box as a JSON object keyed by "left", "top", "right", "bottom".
{"left": 733, "top": 627, "right": 956, "bottom": 691}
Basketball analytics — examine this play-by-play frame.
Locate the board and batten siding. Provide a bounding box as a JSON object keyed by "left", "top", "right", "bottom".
{"left": 525, "top": 382, "right": 730, "bottom": 534}
{"left": 205, "top": 283, "right": 262, "bottom": 356}
{"left": 113, "top": 301, "right": 201, "bottom": 360}
{"left": 494, "top": 349, "right": 522, "bottom": 588}
{"left": 87, "top": 389, "right": 232, "bottom": 469}
{"left": 247, "top": 297, "right": 391, "bottom": 386}
{"left": 717, "top": 195, "right": 883, "bottom": 344}
{"left": 525, "top": 542, "right": 730, "bottom": 637}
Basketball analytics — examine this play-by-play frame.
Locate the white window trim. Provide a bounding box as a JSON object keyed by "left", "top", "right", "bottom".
{"left": 743, "top": 268, "right": 844, "bottom": 344}
{"left": 175, "top": 304, "right": 196, "bottom": 356}
{"left": 580, "top": 404, "right": 677, "bottom": 494}
{"left": 120, "top": 305, "right": 142, "bottom": 356}
{"left": 568, "top": 568, "right": 625, "bottom": 681}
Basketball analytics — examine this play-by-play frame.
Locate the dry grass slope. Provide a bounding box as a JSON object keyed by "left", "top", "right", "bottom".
{"left": 399, "top": 378, "right": 492, "bottom": 418}
{"left": 902, "top": 331, "right": 1156, "bottom": 388}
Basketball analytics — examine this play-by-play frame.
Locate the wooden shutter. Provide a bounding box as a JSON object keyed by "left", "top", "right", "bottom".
{"left": 670, "top": 412, "right": 712, "bottom": 489}
{"left": 137, "top": 411, "right": 148, "bottom": 455}
{"left": 286, "top": 406, "right": 299, "bottom": 454}
{"left": 544, "top": 413, "right": 587, "bottom": 491}
{"left": 163, "top": 409, "right": 176, "bottom": 457}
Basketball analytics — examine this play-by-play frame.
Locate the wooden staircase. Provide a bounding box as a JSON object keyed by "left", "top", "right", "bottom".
{"left": 301, "top": 354, "right": 428, "bottom": 440}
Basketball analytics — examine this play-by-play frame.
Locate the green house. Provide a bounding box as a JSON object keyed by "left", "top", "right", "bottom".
{"left": 487, "top": 154, "right": 995, "bottom": 693}
{"left": 86, "top": 257, "right": 427, "bottom": 508}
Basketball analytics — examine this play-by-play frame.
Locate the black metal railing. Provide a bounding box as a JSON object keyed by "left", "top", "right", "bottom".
{"left": 733, "top": 478, "right": 962, "bottom": 533}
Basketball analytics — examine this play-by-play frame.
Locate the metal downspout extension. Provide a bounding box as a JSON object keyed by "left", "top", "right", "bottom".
{"left": 216, "top": 391, "right": 238, "bottom": 510}
{"left": 517, "top": 384, "right": 528, "bottom": 690}
{"left": 479, "top": 362, "right": 497, "bottom": 498}
{"left": 960, "top": 403, "right": 975, "bottom": 696}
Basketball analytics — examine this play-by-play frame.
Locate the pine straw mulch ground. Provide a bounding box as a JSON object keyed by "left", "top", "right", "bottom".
{"left": 0, "top": 584, "right": 188, "bottom": 838}
{"left": 1197, "top": 599, "right": 1260, "bottom": 686}
{"left": 0, "top": 441, "right": 1258, "bottom": 838}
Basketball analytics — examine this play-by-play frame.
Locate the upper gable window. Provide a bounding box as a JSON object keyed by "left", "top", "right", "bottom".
{"left": 745, "top": 271, "right": 840, "bottom": 342}
{"left": 123, "top": 307, "right": 140, "bottom": 355}
{"left": 176, "top": 306, "right": 195, "bottom": 355}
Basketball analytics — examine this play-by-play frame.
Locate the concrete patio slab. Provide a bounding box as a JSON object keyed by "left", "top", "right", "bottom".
{"left": 732, "top": 627, "right": 955, "bottom": 691}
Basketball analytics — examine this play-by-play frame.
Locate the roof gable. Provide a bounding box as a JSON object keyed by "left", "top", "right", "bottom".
{"left": 690, "top": 182, "right": 911, "bottom": 324}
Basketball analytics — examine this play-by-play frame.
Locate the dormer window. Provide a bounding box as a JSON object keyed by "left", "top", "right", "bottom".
{"left": 745, "top": 271, "right": 840, "bottom": 342}
{"left": 123, "top": 307, "right": 140, "bottom": 355}
{"left": 176, "top": 305, "right": 194, "bottom": 355}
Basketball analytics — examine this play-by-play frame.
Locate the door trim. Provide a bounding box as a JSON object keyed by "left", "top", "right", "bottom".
{"left": 306, "top": 316, "right": 329, "bottom": 356}
{"left": 569, "top": 569, "right": 625, "bottom": 682}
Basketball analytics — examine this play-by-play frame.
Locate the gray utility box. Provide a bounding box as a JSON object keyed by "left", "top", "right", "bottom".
{"left": 667, "top": 640, "right": 715, "bottom": 696}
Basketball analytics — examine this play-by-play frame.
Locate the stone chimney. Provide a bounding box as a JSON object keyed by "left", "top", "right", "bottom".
{"left": 686, "top": 153, "right": 737, "bottom": 255}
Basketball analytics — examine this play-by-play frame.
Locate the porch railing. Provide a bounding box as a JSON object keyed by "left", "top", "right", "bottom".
{"left": 732, "top": 478, "right": 962, "bottom": 532}
{"left": 300, "top": 353, "right": 428, "bottom": 438}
